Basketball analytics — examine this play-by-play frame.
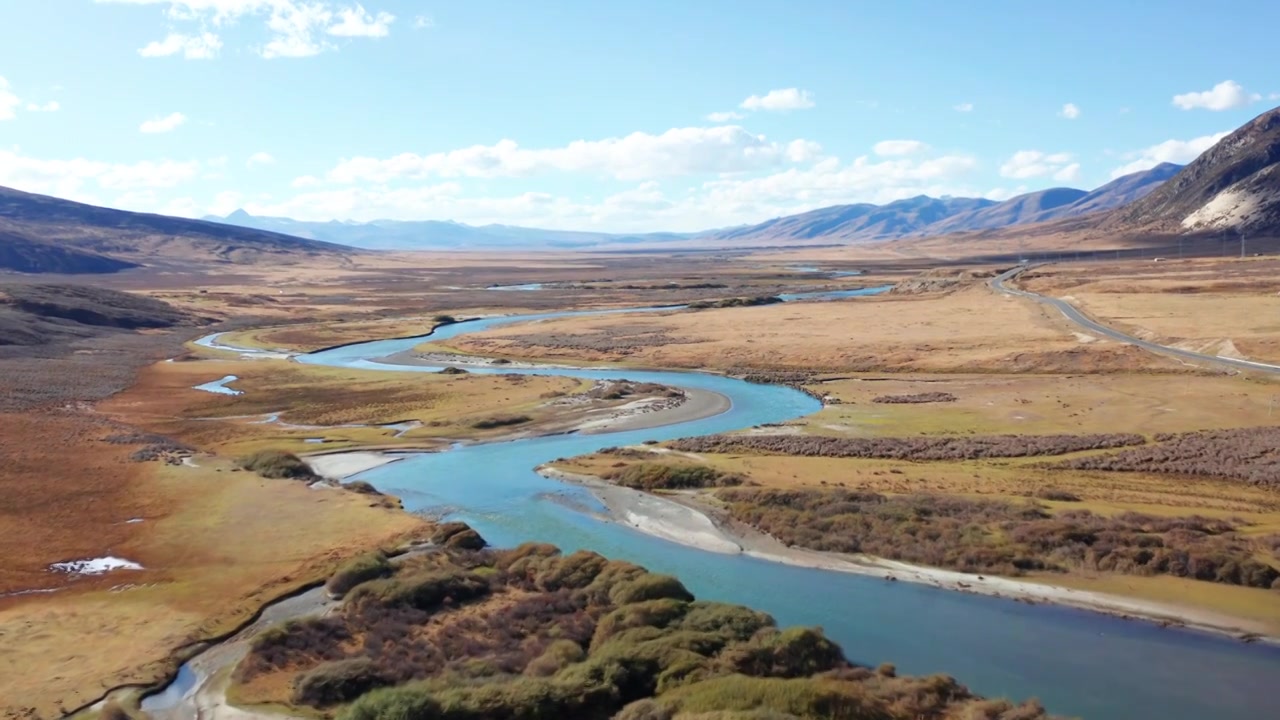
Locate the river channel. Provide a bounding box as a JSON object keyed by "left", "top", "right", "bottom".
{"left": 225, "top": 294, "right": 1280, "bottom": 720}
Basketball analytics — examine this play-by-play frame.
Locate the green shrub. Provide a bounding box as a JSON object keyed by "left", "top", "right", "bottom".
{"left": 659, "top": 675, "right": 881, "bottom": 719}
{"left": 293, "top": 657, "right": 389, "bottom": 706}
{"left": 440, "top": 366, "right": 469, "bottom": 375}
{"left": 609, "top": 463, "right": 744, "bottom": 491}
{"left": 612, "top": 699, "right": 672, "bottom": 720}
{"left": 535, "top": 550, "right": 609, "bottom": 591}
{"left": 525, "top": 639, "right": 587, "bottom": 677}
{"left": 470, "top": 415, "right": 532, "bottom": 429}
{"left": 678, "top": 602, "right": 775, "bottom": 643}
{"left": 610, "top": 574, "right": 694, "bottom": 606}
{"left": 347, "top": 569, "right": 490, "bottom": 610}
{"left": 326, "top": 552, "right": 392, "bottom": 597}
{"left": 237, "top": 449, "right": 317, "bottom": 480}
{"left": 717, "top": 628, "right": 845, "bottom": 679}
{"left": 592, "top": 599, "right": 690, "bottom": 648}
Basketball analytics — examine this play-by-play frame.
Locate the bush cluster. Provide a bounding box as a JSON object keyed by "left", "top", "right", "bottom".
{"left": 871, "top": 392, "right": 958, "bottom": 404}
{"left": 670, "top": 432, "right": 1147, "bottom": 461}
{"left": 718, "top": 488, "right": 1280, "bottom": 587}
{"left": 470, "top": 415, "right": 532, "bottom": 430}
{"left": 607, "top": 462, "right": 744, "bottom": 491}
{"left": 1059, "top": 426, "right": 1280, "bottom": 488}
{"left": 235, "top": 528, "right": 1059, "bottom": 720}
{"left": 236, "top": 449, "right": 318, "bottom": 480}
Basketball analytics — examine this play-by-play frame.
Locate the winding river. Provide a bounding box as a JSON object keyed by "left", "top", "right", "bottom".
{"left": 204, "top": 293, "right": 1279, "bottom": 720}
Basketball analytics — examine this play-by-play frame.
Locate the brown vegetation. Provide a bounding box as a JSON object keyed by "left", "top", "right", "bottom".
{"left": 718, "top": 489, "right": 1280, "bottom": 588}
{"left": 1059, "top": 426, "right": 1280, "bottom": 488}
{"left": 872, "top": 392, "right": 958, "bottom": 404}
{"left": 670, "top": 432, "right": 1146, "bottom": 461}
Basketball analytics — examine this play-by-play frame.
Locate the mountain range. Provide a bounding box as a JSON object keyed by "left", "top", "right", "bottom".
{"left": 200, "top": 211, "right": 697, "bottom": 250}
{"left": 3, "top": 106, "right": 1279, "bottom": 274}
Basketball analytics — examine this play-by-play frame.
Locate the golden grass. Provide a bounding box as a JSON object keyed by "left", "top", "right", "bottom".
{"left": 0, "top": 459, "right": 426, "bottom": 718}
{"left": 804, "top": 372, "right": 1280, "bottom": 437}
{"left": 446, "top": 285, "right": 1189, "bottom": 373}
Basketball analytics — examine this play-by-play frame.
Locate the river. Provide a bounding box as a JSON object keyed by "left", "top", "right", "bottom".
{"left": 256, "top": 297, "right": 1280, "bottom": 720}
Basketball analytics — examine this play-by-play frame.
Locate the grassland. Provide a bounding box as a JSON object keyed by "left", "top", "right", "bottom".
{"left": 1019, "top": 257, "right": 1280, "bottom": 363}
{"left": 444, "top": 278, "right": 1193, "bottom": 374}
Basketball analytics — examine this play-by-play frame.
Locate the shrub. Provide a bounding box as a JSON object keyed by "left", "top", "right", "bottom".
{"left": 345, "top": 480, "right": 382, "bottom": 495}
{"left": 593, "top": 599, "right": 691, "bottom": 648}
{"left": 471, "top": 415, "right": 532, "bottom": 430}
{"left": 440, "top": 366, "right": 469, "bottom": 375}
{"left": 347, "top": 569, "right": 491, "bottom": 610}
{"left": 718, "top": 628, "right": 846, "bottom": 678}
{"left": 525, "top": 639, "right": 587, "bottom": 677}
{"left": 671, "top": 432, "right": 1147, "bottom": 461}
{"left": 433, "top": 315, "right": 458, "bottom": 324}
{"left": 678, "top": 602, "right": 776, "bottom": 643}
{"left": 612, "top": 698, "right": 673, "bottom": 720}
{"left": 872, "top": 392, "right": 958, "bottom": 404}
{"left": 658, "top": 675, "right": 881, "bottom": 718}
{"left": 1033, "top": 488, "right": 1081, "bottom": 502}
{"left": 326, "top": 552, "right": 392, "bottom": 598}
{"left": 610, "top": 574, "right": 695, "bottom": 606}
{"left": 609, "top": 463, "right": 744, "bottom": 491}
{"left": 293, "top": 657, "right": 390, "bottom": 706}
{"left": 237, "top": 449, "right": 317, "bottom": 480}
{"left": 431, "top": 521, "right": 488, "bottom": 550}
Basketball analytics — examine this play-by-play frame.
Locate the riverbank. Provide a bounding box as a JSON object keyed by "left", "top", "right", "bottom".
{"left": 299, "top": 385, "right": 733, "bottom": 483}
{"left": 539, "top": 466, "right": 1278, "bottom": 644}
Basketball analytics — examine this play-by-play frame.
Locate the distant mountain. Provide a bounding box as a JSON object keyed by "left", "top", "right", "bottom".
{"left": 704, "top": 196, "right": 998, "bottom": 244}
{"left": 203, "top": 211, "right": 697, "bottom": 250}
{"left": 924, "top": 187, "right": 1088, "bottom": 235}
{"left": 1105, "top": 107, "right": 1280, "bottom": 235}
{"left": 0, "top": 185, "right": 352, "bottom": 273}
{"left": 695, "top": 164, "right": 1182, "bottom": 245}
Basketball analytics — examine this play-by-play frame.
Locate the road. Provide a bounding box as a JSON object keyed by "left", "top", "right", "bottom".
{"left": 989, "top": 264, "right": 1280, "bottom": 375}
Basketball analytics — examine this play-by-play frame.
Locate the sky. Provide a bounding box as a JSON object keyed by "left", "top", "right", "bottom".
{"left": 1, "top": 1, "right": 1278, "bottom": 233}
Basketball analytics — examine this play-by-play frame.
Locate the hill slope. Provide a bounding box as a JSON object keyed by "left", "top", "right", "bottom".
{"left": 0, "top": 185, "right": 353, "bottom": 272}
{"left": 1106, "top": 107, "right": 1280, "bottom": 234}
{"left": 696, "top": 164, "right": 1180, "bottom": 245}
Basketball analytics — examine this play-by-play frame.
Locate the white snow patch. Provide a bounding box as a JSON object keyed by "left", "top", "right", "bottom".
{"left": 1181, "top": 189, "right": 1260, "bottom": 230}
{"left": 50, "top": 557, "right": 144, "bottom": 575}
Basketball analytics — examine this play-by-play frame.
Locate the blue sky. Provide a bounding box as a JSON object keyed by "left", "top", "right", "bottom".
{"left": 1, "top": 1, "right": 1277, "bottom": 232}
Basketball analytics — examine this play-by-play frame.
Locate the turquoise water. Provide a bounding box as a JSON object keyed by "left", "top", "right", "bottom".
{"left": 293, "top": 305, "right": 1280, "bottom": 720}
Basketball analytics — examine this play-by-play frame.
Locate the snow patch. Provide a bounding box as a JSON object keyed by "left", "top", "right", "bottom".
{"left": 1181, "top": 189, "right": 1261, "bottom": 230}
{"left": 50, "top": 557, "right": 144, "bottom": 575}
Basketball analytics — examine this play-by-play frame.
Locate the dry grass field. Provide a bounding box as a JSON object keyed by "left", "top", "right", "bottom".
{"left": 1019, "top": 257, "right": 1280, "bottom": 363}
{"left": 445, "top": 281, "right": 1192, "bottom": 374}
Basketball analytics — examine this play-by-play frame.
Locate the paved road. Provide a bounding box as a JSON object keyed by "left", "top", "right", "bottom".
{"left": 989, "top": 264, "right": 1280, "bottom": 375}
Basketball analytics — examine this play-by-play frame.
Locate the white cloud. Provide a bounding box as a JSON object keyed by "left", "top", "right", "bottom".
{"left": 247, "top": 151, "right": 275, "bottom": 168}
{"left": 1059, "top": 102, "right": 1080, "bottom": 120}
{"left": 323, "top": 126, "right": 824, "bottom": 183}
{"left": 0, "top": 77, "right": 21, "bottom": 120}
{"left": 138, "top": 32, "right": 222, "bottom": 59}
{"left": 706, "top": 111, "right": 744, "bottom": 123}
{"left": 1053, "top": 163, "right": 1081, "bottom": 183}
{"left": 0, "top": 148, "right": 200, "bottom": 202}
{"left": 327, "top": 4, "right": 394, "bottom": 37}
{"left": 739, "top": 88, "right": 815, "bottom": 112}
{"left": 97, "top": 1, "right": 395, "bottom": 58}
{"left": 242, "top": 149, "right": 979, "bottom": 232}
{"left": 1109, "top": 131, "right": 1228, "bottom": 178}
{"left": 953, "top": 102, "right": 973, "bottom": 113}
{"left": 1270, "top": 92, "right": 1280, "bottom": 101}
{"left": 999, "top": 150, "right": 1076, "bottom": 179}
{"left": 1172, "top": 80, "right": 1260, "bottom": 111}
{"left": 983, "top": 186, "right": 1027, "bottom": 202}
{"left": 25, "top": 101, "right": 61, "bottom": 112}
{"left": 413, "top": 15, "right": 433, "bottom": 29}
{"left": 139, "top": 112, "right": 187, "bottom": 133}
{"left": 873, "top": 140, "right": 929, "bottom": 157}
